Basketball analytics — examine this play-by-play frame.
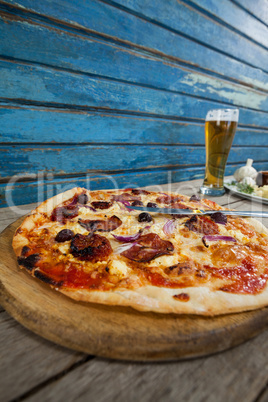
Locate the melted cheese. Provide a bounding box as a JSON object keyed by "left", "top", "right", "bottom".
{"left": 109, "top": 260, "right": 129, "bottom": 278}
{"left": 57, "top": 243, "right": 70, "bottom": 254}
{"left": 218, "top": 225, "right": 249, "bottom": 243}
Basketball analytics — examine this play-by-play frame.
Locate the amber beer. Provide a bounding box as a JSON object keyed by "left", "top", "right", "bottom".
{"left": 200, "top": 109, "right": 239, "bottom": 196}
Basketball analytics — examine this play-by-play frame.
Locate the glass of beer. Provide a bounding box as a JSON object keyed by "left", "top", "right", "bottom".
{"left": 200, "top": 108, "right": 239, "bottom": 196}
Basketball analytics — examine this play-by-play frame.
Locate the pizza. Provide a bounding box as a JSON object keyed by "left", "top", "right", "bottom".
{"left": 12, "top": 187, "right": 268, "bottom": 316}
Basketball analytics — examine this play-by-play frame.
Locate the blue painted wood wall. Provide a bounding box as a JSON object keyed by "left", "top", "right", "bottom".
{"left": 0, "top": 0, "right": 267, "bottom": 207}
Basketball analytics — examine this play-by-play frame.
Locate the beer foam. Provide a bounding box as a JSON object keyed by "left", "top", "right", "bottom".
{"left": 206, "top": 108, "right": 239, "bottom": 122}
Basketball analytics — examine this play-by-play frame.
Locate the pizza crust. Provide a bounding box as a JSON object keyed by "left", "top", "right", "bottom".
{"left": 12, "top": 187, "right": 268, "bottom": 316}
{"left": 59, "top": 284, "right": 268, "bottom": 316}
{"left": 34, "top": 187, "right": 84, "bottom": 215}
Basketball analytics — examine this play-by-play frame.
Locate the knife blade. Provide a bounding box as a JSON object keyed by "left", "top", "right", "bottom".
{"left": 126, "top": 205, "right": 268, "bottom": 218}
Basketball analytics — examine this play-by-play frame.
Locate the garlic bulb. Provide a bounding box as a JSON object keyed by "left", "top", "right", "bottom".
{"left": 241, "top": 177, "right": 256, "bottom": 186}
{"left": 233, "top": 159, "right": 257, "bottom": 182}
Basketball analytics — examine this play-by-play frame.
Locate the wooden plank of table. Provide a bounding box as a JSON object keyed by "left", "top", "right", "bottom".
{"left": 258, "top": 386, "right": 268, "bottom": 402}
{"left": 0, "top": 310, "right": 88, "bottom": 401}
{"left": 0, "top": 203, "right": 37, "bottom": 233}
{"left": 22, "top": 328, "right": 268, "bottom": 402}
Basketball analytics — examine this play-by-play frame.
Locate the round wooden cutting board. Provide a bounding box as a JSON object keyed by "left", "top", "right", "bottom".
{"left": 1, "top": 218, "right": 268, "bottom": 362}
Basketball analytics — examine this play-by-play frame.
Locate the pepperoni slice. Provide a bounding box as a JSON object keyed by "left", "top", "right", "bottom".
{"left": 131, "top": 189, "right": 150, "bottom": 195}
{"left": 113, "top": 193, "right": 141, "bottom": 202}
{"left": 79, "top": 215, "right": 122, "bottom": 232}
{"left": 51, "top": 205, "right": 79, "bottom": 224}
{"left": 68, "top": 193, "right": 88, "bottom": 206}
{"left": 121, "top": 233, "right": 174, "bottom": 262}
{"left": 50, "top": 192, "right": 89, "bottom": 223}
{"left": 91, "top": 201, "right": 113, "bottom": 210}
{"left": 156, "top": 194, "right": 184, "bottom": 205}
{"left": 70, "top": 233, "right": 112, "bottom": 262}
{"left": 184, "top": 215, "right": 219, "bottom": 235}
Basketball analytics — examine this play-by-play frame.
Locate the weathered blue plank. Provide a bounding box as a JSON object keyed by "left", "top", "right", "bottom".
{"left": 233, "top": 0, "right": 268, "bottom": 26}
{"left": 0, "top": 106, "right": 205, "bottom": 144}
{"left": 184, "top": 0, "right": 268, "bottom": 48}
{"left": 108, "top": 0, "right": 268, "bottom": 68}
{"left": 1, "top": 167, "right": 206, "bottom": 208}
{"left": 2, "top": 161, "right": 268, "bottom": 208}
{"left": 0, "top": 106, "right": 267, "bottom": 146}
{"left": 1, "top": 14, "right": 267, "bottom": 110}
{"left": 1, "top": 0, "right": 268, "bottom": 92}
{"left": 1, "top": 60, "right": 268, "bottom": 127}
{"left": 1, "top": 145, "right": 207, "bottom": 178}
{"left": 0, "top": 144, "right": 267, "bottom": 179}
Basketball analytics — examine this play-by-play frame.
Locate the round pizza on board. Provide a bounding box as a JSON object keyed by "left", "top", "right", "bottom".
{"left": 12, "top": 187, "right": 268, "bottom": 316}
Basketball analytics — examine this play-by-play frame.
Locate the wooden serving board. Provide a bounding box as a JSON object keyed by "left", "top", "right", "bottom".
{"left": 1, "top": 218, "right": 268, "bottom": 362}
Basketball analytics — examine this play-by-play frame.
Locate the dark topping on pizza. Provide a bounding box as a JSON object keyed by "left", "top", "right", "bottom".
{"left": 172, "top": 201, "right": 190, "bottom": 209}
{"left": 173, "top": 293, "right": 190, "bottom": 302}
{"left": 147, "top": 202, "right": 158, "bottom": 208}
{"left": 196, "top": 269, "right": 206, "bottom": 278}
{"left": 184, "top": 215, "right": 197, "bottom": 226}
{"left": 77, "top": 193, "right": 88, "bottom": 205}
{"left": 79, "top": 215, "right": 122, "bottom": 232}
{"left": 113, "top": 193, "right": 141, "bottom": 202}
{"left": 156, "top": 194, "right": 191, "bottom": 210}
{"left": 131, "top": 189, "right": 150, "bottom": 195}
{"left": 189, "top": 194, "right": 200, "bottom": 202}
{"left": 210, "top": 212, "right": 227, "bottom": 225}
{"left": 17, "top": 253, "right": 41, "bottom": 271}
{"left": 138, "top": 212, "right": 153, "bottom": 223}
{"left": 68, "top": 193, "right": 88, "bottom": 206}
{"left": 51, "top": 205, "right": 79, "bottom": 224}
{"left": 184, "top": 215, "right": 219, "bottom": 235}
{"left": 55, "top": 229, "right": 75, "bottom": 243}
{"left": 70, "top": 233, "right": 112, "bottom": 262}
{"left": 121, "top": 233, "right": 174, "bottom": 262}
{"left": 171, "top": 214, "right": 189, "bottom": 219}
{"left": 155, "top": 194, "right": 171, "bottom": 204}
{"left": 156, "top": 194, "right": 183, "bottom": 205}
{"left": 21, "top": 245, "right": 30, "bottom": 256}
{"left": 91, "top": 201, "right": 113, "bottom": 210}
{"left": 165, "top": 262, "right": 192, "bottom": 276}
{"left": 131, "top": 200, "right": 143, "bottom": 206}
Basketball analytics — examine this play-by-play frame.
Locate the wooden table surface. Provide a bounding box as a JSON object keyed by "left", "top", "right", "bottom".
{"left": 1, "top": 178, "right": 268, "bottom": 402}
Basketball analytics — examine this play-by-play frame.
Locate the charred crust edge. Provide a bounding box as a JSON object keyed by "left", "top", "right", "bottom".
{"left": 34, "top": 270, "right": 63, "bottom": 287}
{"left": 17, "top": 254, "right": 41, "bottom": 271}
